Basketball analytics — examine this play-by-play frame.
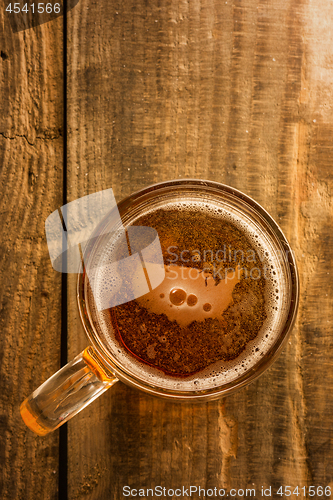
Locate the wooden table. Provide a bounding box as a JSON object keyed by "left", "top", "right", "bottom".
{"left": 1, "top": 0, "right": 333, "bottom": 498}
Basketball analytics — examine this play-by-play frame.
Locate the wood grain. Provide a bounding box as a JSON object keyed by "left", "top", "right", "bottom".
{"left": 0, "top": 14, "right": 63, "bottom": 500}
{"left": 2, "top": 0, "right": 333, "bottom": 498}
{"left": 66, "top": 0, "right": 332, "bottom": 498}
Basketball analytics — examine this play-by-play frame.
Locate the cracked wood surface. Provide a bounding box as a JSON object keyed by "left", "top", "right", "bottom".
{"left": 1, "top": 0, "right": 333, "bottom": 499}
{"left": 0, "top": 12, "right": 63, "bottom": 500}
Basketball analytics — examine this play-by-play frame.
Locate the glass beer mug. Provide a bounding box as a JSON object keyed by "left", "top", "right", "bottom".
{"left": 20, "top": 180, "right": 299, "bottom": 435}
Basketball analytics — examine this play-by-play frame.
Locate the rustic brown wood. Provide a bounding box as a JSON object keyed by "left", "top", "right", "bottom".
{"left": 66, "top": 0, "right": 333, "bottom": 498}
{"left": 3, "top": 0, "right": 333, "bottom": 497}
{"left": 65, "top": 0, "right": 333, "bottom": 498}
{"left": 0, "top": 14, "right": 63, "bottom": 500}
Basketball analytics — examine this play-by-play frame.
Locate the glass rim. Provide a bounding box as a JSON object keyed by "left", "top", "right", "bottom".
{"left": 77, "top": 179, "right": 299, "bottom": 400}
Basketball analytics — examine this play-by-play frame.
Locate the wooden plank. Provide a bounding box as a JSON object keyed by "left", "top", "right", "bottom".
{"left": 294, "top": 0, "right": 333, "bottom": 486}
{"left": 0, "top": 15, "right": 63, "bottom": 500}
{"left": 67, "top": 0, "right": 333, "bottom": 498}
{"left": 228, "top": 0, "right": 333, "bottom": 492}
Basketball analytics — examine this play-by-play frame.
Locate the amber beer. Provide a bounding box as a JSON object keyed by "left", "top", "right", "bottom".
{"left": 90, "top": 188, "right": 291, "bottom": 393}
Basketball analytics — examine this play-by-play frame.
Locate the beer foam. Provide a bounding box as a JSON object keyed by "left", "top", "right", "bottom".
{"left": 86, "top": 197, "right": 290, "bottom": 392}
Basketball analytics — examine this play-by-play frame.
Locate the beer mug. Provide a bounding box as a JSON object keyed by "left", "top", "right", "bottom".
{"left": 21, "top": 180, "right": 299, "bottom": 435}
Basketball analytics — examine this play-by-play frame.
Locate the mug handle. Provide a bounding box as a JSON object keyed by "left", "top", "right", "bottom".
{"left": 20, "top": 346, "right": 118, "bottom": 436}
